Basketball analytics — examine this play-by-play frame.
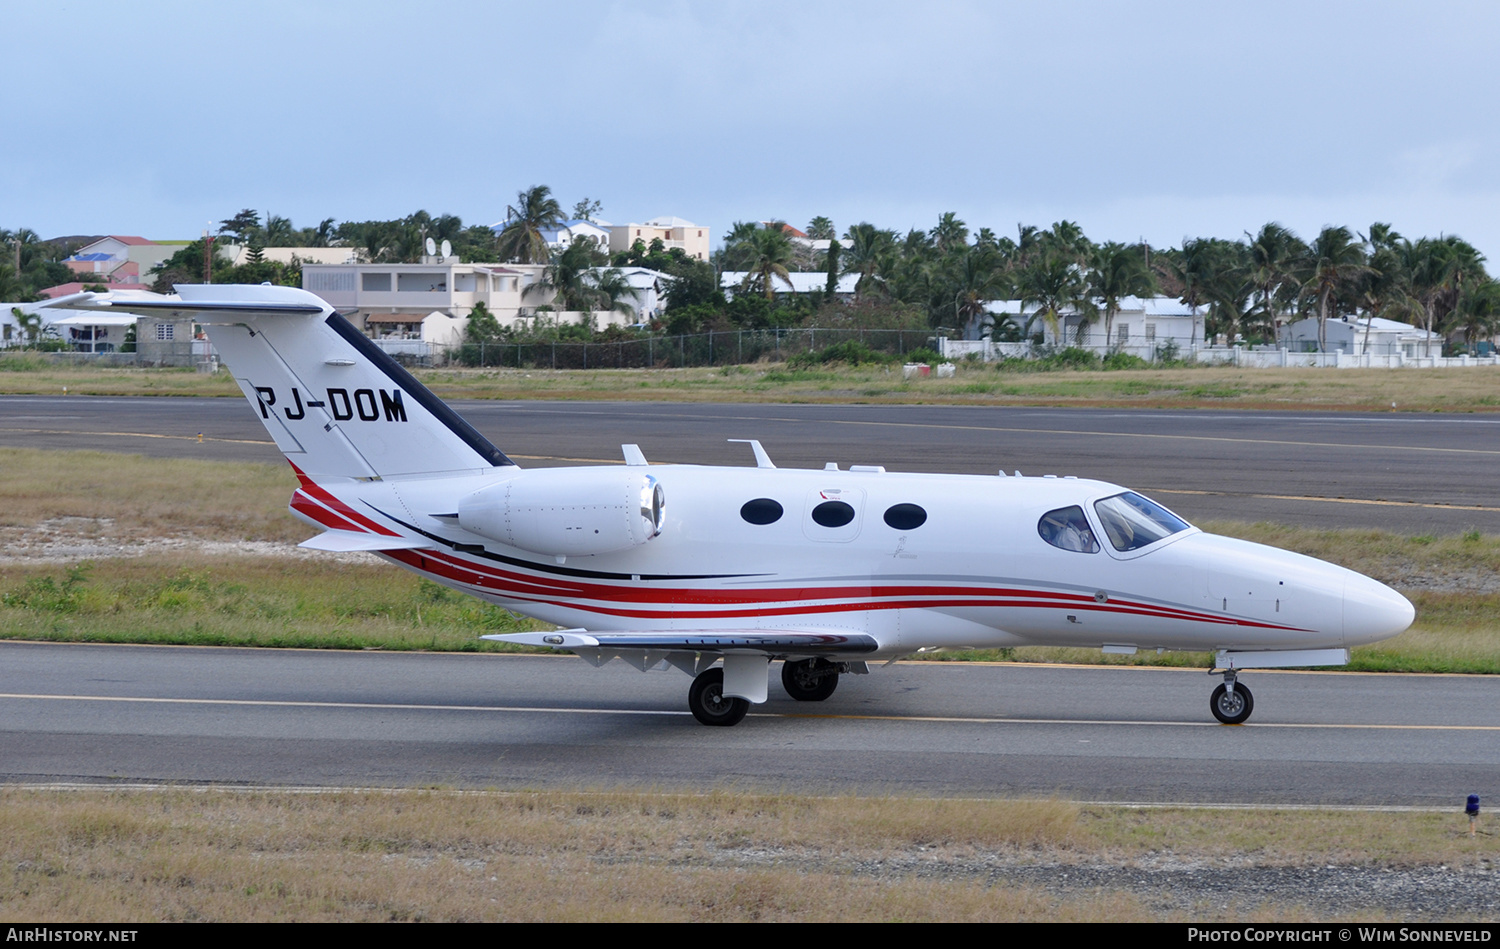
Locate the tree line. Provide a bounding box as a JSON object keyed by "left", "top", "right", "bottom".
{"left": 711, "top": 216, "right": 1494, "bottom": 355}
{"left": 6, "top": 193, "right": 1496, "bottom": 355}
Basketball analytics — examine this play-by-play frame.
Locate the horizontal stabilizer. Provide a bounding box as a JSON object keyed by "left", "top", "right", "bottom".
{"left": 43, "top": 285, "right": 326, "bottom": 323}
{"left": 298, "top": 531, "right": 434, "bottom": 552}
{"left": 483, "top": 629, "right": 879, "bottom": 655}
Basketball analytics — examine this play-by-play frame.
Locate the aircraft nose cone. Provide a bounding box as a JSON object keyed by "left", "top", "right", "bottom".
{"left": 1343, "top": 575, "right": 1415, "bottom": 646}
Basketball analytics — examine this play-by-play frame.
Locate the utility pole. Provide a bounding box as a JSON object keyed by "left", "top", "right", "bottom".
{"left": 203, "top": 226, "right": 214, "bottom": 284}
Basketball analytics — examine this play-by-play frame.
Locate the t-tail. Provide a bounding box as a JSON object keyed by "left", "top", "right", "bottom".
{"left": 52, "top": 284, "right": 514, "bottom": 481}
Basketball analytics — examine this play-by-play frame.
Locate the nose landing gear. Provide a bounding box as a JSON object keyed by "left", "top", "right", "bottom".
{"left": 1210, "top": 669, "right": 1254, "bottom": 724}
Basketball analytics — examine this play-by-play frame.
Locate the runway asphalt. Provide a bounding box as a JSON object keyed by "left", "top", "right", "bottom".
{"left": 3, "top": 395, "right": 1498, "bottom": 533}
{"left": 1, "top": 641, "right": 1494, "bottom": 804}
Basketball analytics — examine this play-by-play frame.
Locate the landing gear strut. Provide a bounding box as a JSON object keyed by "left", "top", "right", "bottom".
{"left": 1210, "top": 669, "right": 1254, "bottom": 724}
{"left": 688, "top": 668, "right": 749, "bottom": 727}
{"left": 781, "top": 658, "right": 840, "bottom": 701}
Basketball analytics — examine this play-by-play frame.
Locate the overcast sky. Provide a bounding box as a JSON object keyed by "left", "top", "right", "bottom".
{"left": 6, "top": 0, "right": 1500, "bottom": 259}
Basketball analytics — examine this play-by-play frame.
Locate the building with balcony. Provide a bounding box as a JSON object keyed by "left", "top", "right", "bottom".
{"left": 63, "top": 236, "right": 184, "bottom": 287}
{"left": 302, "top": 261, "right": 549, "bottom": 349}
{"left": 606, "top": 216, "right": 710, "bottom": 260}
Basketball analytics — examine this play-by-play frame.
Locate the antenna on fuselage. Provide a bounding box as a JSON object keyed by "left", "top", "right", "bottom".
{"left": 728, "top": 439, "right": 775, "bottom": 468}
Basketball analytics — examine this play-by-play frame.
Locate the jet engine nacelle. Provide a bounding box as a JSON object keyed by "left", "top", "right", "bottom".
{"left": 457, "top": 468, "right": 664, "bottom": 557}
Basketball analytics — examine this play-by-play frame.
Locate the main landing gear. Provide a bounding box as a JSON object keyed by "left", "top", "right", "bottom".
{"left": 781, "top": 658, "right": 840, "bottom": 702}
{"left": 688, "top": 659, "right": 845, "bottom": 727}
{"left": 1210, "top": 668, "right": 1254, "bottom": 724}
{"left": 688, "top": 668, "right": 749, "bottom": 727}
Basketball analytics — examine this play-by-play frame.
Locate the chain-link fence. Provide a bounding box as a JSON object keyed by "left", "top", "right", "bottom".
{"left": 444, "top": 328, "right": 939, "bottom": 370}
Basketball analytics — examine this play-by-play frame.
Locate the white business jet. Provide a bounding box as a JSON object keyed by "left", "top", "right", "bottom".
{"left": 55, "top": 285, "right": 1415, "bottom": 726}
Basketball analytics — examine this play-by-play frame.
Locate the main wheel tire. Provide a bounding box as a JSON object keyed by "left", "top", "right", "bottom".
{"left": 1210, "top": 682, "right": 1254, "bottom": 724}
{"left": 688, "top": 668, "right": 750, "bottom": 726}
{"left": 781, "top": 658, "right": 839, "bottom": 701}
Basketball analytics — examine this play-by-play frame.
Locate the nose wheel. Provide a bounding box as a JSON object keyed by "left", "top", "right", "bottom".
{"left": 1210, "top": 671, "right": 1254, "bottom": 724}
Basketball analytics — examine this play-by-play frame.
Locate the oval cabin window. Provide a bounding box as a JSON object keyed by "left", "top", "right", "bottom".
{"left": 740, "top": 498, "right": 784, "bottom": 525}
{"left": 883, "top": 503, "right": 927, "bottom": 531}
{"left": 811, "top": 500, "right": 856, "bottom": 528}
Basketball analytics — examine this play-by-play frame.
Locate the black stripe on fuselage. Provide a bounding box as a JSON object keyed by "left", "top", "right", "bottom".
{"left": 323, "top": 313, "right": 514, "bottom": 467}
{"left": 368, "top": 505, "right": 762, "bottom": 582}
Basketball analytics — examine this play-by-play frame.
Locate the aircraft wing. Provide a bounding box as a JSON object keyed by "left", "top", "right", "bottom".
{"left": 485, "top": 630, "right": 879, "bottom": 704}
{"left": 484, "top": 629, "right": 878, "bottom": 656}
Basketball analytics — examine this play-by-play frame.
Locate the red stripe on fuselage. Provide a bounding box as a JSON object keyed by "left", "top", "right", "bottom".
{"left": 290, "top": 490, "right": 368, "bottom": 534}
{"left": 383, "top": 548, "right": 1309, "bottom": 633}
{"left": 286, "top": 462, "right": 399, "bottom": 536}
{"left": 398, "top": 545, "right": 1248, "bottom": 626}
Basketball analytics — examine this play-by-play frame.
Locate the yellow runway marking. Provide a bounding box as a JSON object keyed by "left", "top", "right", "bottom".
{"left": 0, "top": 427, "right": 273, "bottom": 446}
{"left": 1151, "top": 488, "right": 1500, "bottom": 513}
{"left": 3, "top": 692, "right": 1495, "bottom": 731}
{"left": 0, "top": 692, "right": 683, "bottom": 716}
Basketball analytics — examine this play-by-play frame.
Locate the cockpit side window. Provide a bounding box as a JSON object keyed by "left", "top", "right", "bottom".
{"left": 1038, "top": 506, "right": 1099, "bottom": 553}
{"left": 1093, "top": 492, "right": 1191, "bottom": 552}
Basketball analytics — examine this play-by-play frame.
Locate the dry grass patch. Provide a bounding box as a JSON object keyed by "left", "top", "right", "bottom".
{"left": 1088, "top": 805, "right": 1495, "bottom": 868}
{"left": 3, "top": 358, "right": 1500, "bottom": 411}
{"left": 0, "top": 448, "right": 301, "bottom": 544}
{"left": 6, "top": 788, "right": 1477, "bottom": 922}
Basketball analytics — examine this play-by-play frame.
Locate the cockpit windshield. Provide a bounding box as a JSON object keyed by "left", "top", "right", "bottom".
{"left": 1092, "top": 492, "right": 1191, "bottom": 552}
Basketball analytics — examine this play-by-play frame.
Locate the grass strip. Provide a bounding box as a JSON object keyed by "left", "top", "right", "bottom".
{"left": 0, "top": 788, "right": 1492, "bottom": 921}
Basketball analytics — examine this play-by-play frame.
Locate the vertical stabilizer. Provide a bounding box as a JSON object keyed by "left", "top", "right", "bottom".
{"left": 59, "top": 285, "right": 513, "bottom": 481}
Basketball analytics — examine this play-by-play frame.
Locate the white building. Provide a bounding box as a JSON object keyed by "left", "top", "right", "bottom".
{"left": 1280, "top": 315, "right": 1442, "bottom": 356}
{"left": 301, "top": 258, "right": 650, "bottom": 351}
{"left": 974, "top": 296, "right": 1206, "bottom": 352}
{"left": 615, "top": 267, "right": 673, "bottom": 322}
{"left": 525, "top": 219, "right": 611, "bottom": 256}
{"left": 302, "top": 260, "right": 548, "bottom": 350}
{"left": 720, "top": 271, "right": 858, "bottom": 301}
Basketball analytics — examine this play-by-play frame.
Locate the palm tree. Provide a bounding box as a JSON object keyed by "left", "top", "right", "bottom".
{"left": 841, "top": 223, "right": 896, "bottom": 298}
{"left": 1015, "top": 253, "right": 1086, "bottom": 342}
{"left": 1445, "top": 278, "right": 1500, "bottom": 351}
{"left": 263, "top": 214, "right": 295, "bottom": 245}
{"left": 930, "top": 212, "right": 968, "bottom": 254}
{"left": 948, "top": 245, "right": 1009, "bottom": 335}
{"left": 740, "top": 225, "right": 795, "bottom": 300}
{"left": 806, "top": 216, "right": 835, "bottom": 241}
{"left": 1040, "top": 220, "right": 1092, "bottom": 266}
{"left": 536, "top": 237, "right": 598, "bottom": 312}
{"left": 1406, "top": 235, "right": 1487, "bottom": 355}
{"left": 587, "top": 268, "right": 642, "bottom": 319}
{"left": 496, "top": 186, "right": 564, "bottom": 264}
{"left": 1088, "top": 243, "right": 1158, "bottom": 348}
{"left": 1245, "top": 223, "right": 1304, "bottom": 338}
{"left": 1302, "top": 226, "right": 1373, "bottom": 352}
{"left": 1354, "top": 223, "right": 1406, "bottom": 354}
{"left": 1164, "top": 237, "right": 1237, "bottom": 346}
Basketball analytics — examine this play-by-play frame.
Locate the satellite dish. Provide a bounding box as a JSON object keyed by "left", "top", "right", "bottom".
{"left": 425, "top": 237, "right": 437, "bottom": 256}
{"left": 440, "top": 239, "right": 452, "bottom": 259}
